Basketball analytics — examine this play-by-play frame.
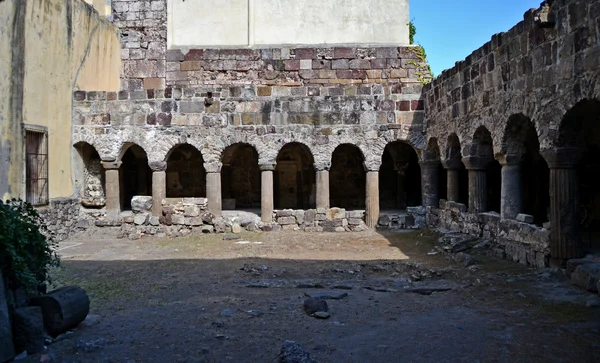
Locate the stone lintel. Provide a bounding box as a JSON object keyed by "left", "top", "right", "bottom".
{"left": 462, "top": 156, "right": 492, "bottom": 170}
{"left": 541, "top": 148, "right": 582, "bottom": 169}
{"left": 149, "top": 161, "right": 167, "bottom": 172}
{"left": 101, "top": 161, "right": 122, "bottom": 170}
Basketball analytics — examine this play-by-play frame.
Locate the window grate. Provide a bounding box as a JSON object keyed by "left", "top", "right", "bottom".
{"left": 25, "top": 130, "right": 48, "bottom": 206}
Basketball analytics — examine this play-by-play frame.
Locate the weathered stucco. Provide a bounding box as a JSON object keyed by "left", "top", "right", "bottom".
{"left": 0, "top": 0, "right": 120, "bottom": 200}
{"left": 167, "top": 0, "right": 410, "bottom": 48}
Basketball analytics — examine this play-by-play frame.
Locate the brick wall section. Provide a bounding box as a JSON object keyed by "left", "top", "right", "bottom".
{"left": 165, "top": 46, "right": 428, "bottom": 88}
{"left": 422, "top": 0, "right": 600, "bottom": 152}
{"left": 72, "top": 83, "right": 424, "bottom": 128}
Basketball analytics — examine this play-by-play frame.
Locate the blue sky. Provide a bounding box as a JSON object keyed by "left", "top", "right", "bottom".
{"left": 410, "top": 0, "right": 542, "bottom": 76}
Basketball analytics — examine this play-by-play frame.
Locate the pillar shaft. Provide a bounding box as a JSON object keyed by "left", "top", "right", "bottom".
{"left": 152, "top": 171, "right": 166, "bottom": 217}
{"left": 548, "top": 168, "right": 582, "bottom": 260}
{"left": 206, "top": 172, "right": 222, "bottom": 218}
{"left": 420, "top": 161, "right": 440, "bottom": 207}
{"left": 542, "top": 147, "right": 584, "bottom": 263}
{"left": 102, "top": 162, "right": 121, "bottom": 218}
{"left": 468, "top": 170, "right": 487, "bottom": 213}
{"left": 316, "top": 170, "right": 330, "bottom": 210}
{"left": 500, "top": 163, "right": 522, "bottom": 219}
{"left": 261, "top": 169, "right": 274, "bottom": 223}
{"left": 365, "top": 171, "right": 380, "bottom": 228}
{"left": 447, "top": 169, "right": 460, "bottom": 202}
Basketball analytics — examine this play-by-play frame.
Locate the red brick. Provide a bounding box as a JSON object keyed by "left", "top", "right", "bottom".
{"left": 284, "top": 60, "right": 301, "bottom": 71}
{"left": 295, "top": 48, "right": 316, "bottom": 59}
{"left": 184, "top": 49, "right": 204, "bottom": 61}
{"left": 107, "top": 92, "right": 117, "bottom": 101}
{"left": 397, "top": 101, "right": 411, "bottom": 111}
{"left": 411, "top": 100, "right": 424, "bottom": 111}
{"left": 333, "top": 47, "right": 356, "bottom": 58}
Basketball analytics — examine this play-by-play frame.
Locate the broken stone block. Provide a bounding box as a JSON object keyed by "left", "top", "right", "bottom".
{"left": 279, "top": 341, "right": 317, "bottom": 363}
{"left": 30, "top": 286, "right": 90, "bottom": 338}
{"left": 282, "top": 224, "right": 299, "bottom": 231}
{"left": 202, "top": 212, "right": 215, "bottom": 224}
{"left": 335, "top": 227, "right": 345, "bottom": 232}
{"left": 277, "top": 217, "right": 296, "bottom": 225}
{"left": 131, "top": 196, "right": 153, "bottom": 212}
{"left": 572, "top": 263, "right": 600, "bottom": 292}
{"left": 149, "top": 216, "right": 160, "bottom": 226}
{"left": 328, "top": 207, "right": 346, "bottom": 220}
{"left": 303, "top": 298, "right": 328, "bottom": 315}
{"left": 294, "top": 210, "right": 305, "bottom": 224}
{"left": 13, "top": 307, "right": 45, "bottom": 355}
{"left": 304, "top": 209, "right": 316, "bottom": 224}
{"left": 276, "top": 209, "right": 293, "bottom": 218}
{"left": 378, "top": 215, "right": 391, "bottom": 227}
{"left": 346, "top": 210, "right": 364, "bottom": 219}
{"left": 516, "top": 214, "right": 534, "bottom": 224}
{"left": 213, "top": 218, "right": 230, "bottom": 233}
{"left": 347, "top": 218, "right": 362, "bottom": 226}
{"left": 133, "top": 213, "right": 149, "bottom": 225}
{"left": 188, "top": 217, "right": 203, "bottom": 227}
{"left": 182, "top": 198, "right": 207, "bottom": 206}
{"left": 566, "top": 258, "right": 596, "bottom": 276}
{"left": 232, "top": 223, "right": 242, "bottom": 233}
{"left": 202, "top": 225, "right": 214, "bottom": 233}
{"left": 171, "top": 214, "right": 186, "bottom": 225}
{"left": 184, "top": 205, "right": 200, "bottom": 217}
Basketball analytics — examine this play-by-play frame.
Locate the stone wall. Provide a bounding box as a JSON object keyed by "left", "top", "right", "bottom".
{"left": 427, "top": 200, "right": 550, "bottom": 267}
{"left": 422, "top": 0, "right": 600, "bottom": 153}
{"left": 37, "top": 198, "right": 82, "bottom": 242}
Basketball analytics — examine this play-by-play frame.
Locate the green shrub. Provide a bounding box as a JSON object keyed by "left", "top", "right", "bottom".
{"left": 0, "top": 199, "right": 59, "bottom": 293}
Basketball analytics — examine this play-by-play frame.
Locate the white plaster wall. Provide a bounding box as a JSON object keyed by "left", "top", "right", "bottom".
{"left": 168, "top": 0, "right": 409, "bottom": 48}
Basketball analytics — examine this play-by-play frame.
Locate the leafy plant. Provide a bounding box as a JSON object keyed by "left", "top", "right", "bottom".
{"left": 407, "top": 20, "right": 434, "bottom": 83}
{"left": 0, "top": 199, "right": 60, "bottom": 293}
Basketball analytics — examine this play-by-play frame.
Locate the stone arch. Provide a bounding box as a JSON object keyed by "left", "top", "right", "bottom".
{"left": 275, "top": 142, "right": 316, "bottom": 209}
{"left": 558, "top": 99, "right": 600, "bottom": 248}
{"left": 120, "top": 144, "right": 152, "bottom": 210}
{"left": 220, "top": 134, "right": 272, "bottom": 166}
{"left": 117, "top": 141, "right": 151, "bottom": 163}
{"left": 330, "top": 144, "right": 366, "bottom": 209}
{"left": 221, "top": 143, "right": 261, "bottom": 210}
{"left": 502, "top": 114, "right": 549, "bottom": 224}
{"left": 73, "top": 142, "right": 105, "bottom": 208}
{"left": 166, "top": 144, "right": 206, "bottom": 198}
{"left": 379, "top": 141, "right": 421, "bottom": 210}
{"left": 465, "top": 126, "right": 501, "bottom": 213}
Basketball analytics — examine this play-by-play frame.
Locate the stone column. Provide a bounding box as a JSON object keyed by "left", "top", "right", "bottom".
{"left": 260, "top": 163, "right": 275, "bottom": 223}
{"left": 462, "top": 156, "right": 490, "bottom": 213}
{"left": 316, "top": 169, "right": 330, "bottom": 210}
{"left": 150, "top": 161, "right": 167, "bottom": 217}
{"left": 102, "top": 161, "right": 122, "bottom": 218}
{"left": 442, "top": 159, "right": 462, "bottom": 202}
{"left": 541, "top": 148, "right": 583, "bottom": 263}
{"left": 420, "top": 160, "right": 440, "bottom": 207}
{"left": 365, "top": 170, "right": 380, "bottom": 228}
{"left": 205, "top": 163, "right": 222, "bottom": 218}
{"left": 497, "top": 154, "right": 522, "bottom": 220}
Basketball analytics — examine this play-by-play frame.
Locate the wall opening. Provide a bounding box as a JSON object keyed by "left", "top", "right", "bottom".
{"left": 379, "top": 141, "right": 421, "bottom": 210}
{"left": 275, "top": 142, "right": 315, "bottom": 209}
{"left": 330, "top": 144, "right": 366, "bottom": 209}
{"left": 559, "top": 99, "right": 600, "bottom": 249}
{"left": 445, "top": 134, "right": 468, "bottom": 205}
{"left": 221, "top": 143, "right": 261, "bottom": 210}
{"left": 74, "top": 142, "right": 105, "bottom": 208}
{"left": 166, "top": 144, "right": 206, "bottom": 198}
{"left": 25, "top": 129, "right": 49, "bottom": 206}
{"left": 120, "top": 144, "right": 152, "bottom": 210}
{"left": 470, "top": 126, "right": 500, "bottom": 213}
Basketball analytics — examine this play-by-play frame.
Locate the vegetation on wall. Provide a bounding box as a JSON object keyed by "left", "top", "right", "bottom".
{"left": 0, "top": 199, "right": 59, "bottom": 294}
{"left": 408, "top": 21, "right": 434, "bottom": 84}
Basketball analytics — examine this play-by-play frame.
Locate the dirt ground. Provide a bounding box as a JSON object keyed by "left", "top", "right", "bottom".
{"left": 42, "top": 228, "right": 600, "bottom": 362}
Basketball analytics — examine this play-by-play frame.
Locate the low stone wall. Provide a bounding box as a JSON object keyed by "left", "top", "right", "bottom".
{"left": 37, "top": 198, "right": 82, "bottom": 242}
{"left": 427, "top": 200, "right": 550, "bottom": 267}
{"left": 377, "top": 206, "right": 426, "bottom": 229}
{"left": 271, "top": 208, "right": 367, "bottom": 232}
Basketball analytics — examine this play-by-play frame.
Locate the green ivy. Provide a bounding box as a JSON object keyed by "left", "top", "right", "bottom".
{"left": 409, "top": 21, "right": 417, "bottom": 45}
{"left": 0, "top": 199, "right": 59, "bottom": 293}
{"left": 407, "top": 21, "right": 434, "bottom": 84}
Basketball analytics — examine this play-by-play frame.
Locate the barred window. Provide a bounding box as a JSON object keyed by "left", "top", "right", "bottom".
{"left": 25, "top": 129, "right": 49, "bottom": 206}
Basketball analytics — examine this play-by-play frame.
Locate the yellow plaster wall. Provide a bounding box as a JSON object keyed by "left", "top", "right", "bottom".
{"left": 19, "top": 0, "right": 120, "bottom": 199}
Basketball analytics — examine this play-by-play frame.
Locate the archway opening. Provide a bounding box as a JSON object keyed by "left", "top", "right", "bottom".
{"left": 275, "top": 143, "right": 316, "bottom": 209}
{"left": 221, "top": 143, "right": 261, "bottom": 210}
{"left": 471, "top": 126, "right": 500, "bottom": 213}
{"left": 559, "top": 99, "right": 600, "bottom": 249}
{"left": 330, "top": 144, "right": 366, "bottom": 209}
{"left": 74, "top": 142, "right": 105, "bottom": 208}
{"left": 166, "top": 144, "right": 206, "bottom": 198}
{"left": 120, "top": 145, "right": 152, "bottom": 210}
{"left": 379, "top": 141, "right": 421, "bottom": 210}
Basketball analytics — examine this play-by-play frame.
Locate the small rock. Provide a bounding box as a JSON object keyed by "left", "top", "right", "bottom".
{"left": 220, "top": 309, "right": 235, "bottom": 317}
{"left": 313, "top": 311, "right": 330, "bottom": 319}
{"left": 516, "top": 213, "right": 534, "bottom": 224}
{"left": 453, "top": 252, "right": 477, "bottom": 267}
{"left": 223, "top": 234, "right": 241, "bottom": 241}
{"left": 279, "top": 341, "right": 317, "bottom": 363}
{"left": 202, "top": 225, "right": 214, "bottom": 233}
{"left": 303, "top": 298, "right": 328, "bottom": 316}
{"left": 304, "top": 291, "right": 348, "bottom": 300}
{"left": 572, "top": 263, "right": 600, "bottom": 292}
{"left": 232, "top": 223, "right": 242, "bottom": 234}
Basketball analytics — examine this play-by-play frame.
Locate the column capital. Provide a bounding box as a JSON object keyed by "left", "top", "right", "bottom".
{"left": 149, "top": 161, "right": 167, "bottom": 172}
{"left": 495, "top": 153, "right": 523, "bottom": 167}
{"left": 462, "top": 156, "right": 491, "bottom": 170}
{"left": 364, "top": 161, "right": 381, "bottom": 173}
{"left": 101, "top": 161, "right": 122, "bottom": 170}
{"left": 204, "top": 162, "right": 222, "bottom": 173}
{"left": 442, "top": 158, "right": 463, "bottom": 170}
{"left": 541, "top": 148, "right": 582, "bottom": 169}
{"left": 314, "top": 161, "right": 331, "bottom": 172}
{"left": 259, "top": 163, "right": 276, "bottom": 171}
